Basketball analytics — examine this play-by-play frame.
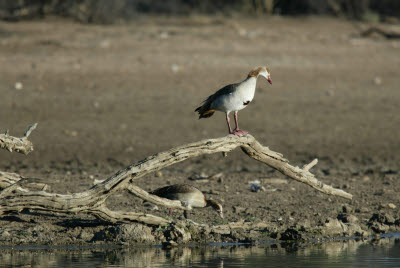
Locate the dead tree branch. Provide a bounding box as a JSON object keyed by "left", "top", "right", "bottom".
{"left": 0, "top": 134, "right": 352, "bottom": 226}
{"left": 0, "top": 171, "right": 23, "bottom": 189}
{"left": 127, "top": 184, "right": 190, "bottom": 210}
{"left": 0, "top": 123, "right": 37, "bottom": 154}
{"left": 360, "top": 26, "right": 400, "bottom": 39}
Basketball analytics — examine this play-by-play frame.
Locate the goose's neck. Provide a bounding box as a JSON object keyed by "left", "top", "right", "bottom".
{"left": 240, "top": 76, "right": 257, "bottom": 90}
{"left": 243, "top": 75, "right": 257, "bottom": 83}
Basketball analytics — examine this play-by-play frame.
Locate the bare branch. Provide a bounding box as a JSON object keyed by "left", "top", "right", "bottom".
{"left": 127, "top": 184, "right": 189, "bottom": 210}
{"left": 89, "top": 204, "right": 171, "bottom": 225}
{"left": 360, "top": 26, "right": 400, "bottom": 39}
{"left": 0, "top": 123, "right": 38, "bottom": 154}
{"left": 303, "top": 159, "right": 318, "bottom": 172}
{"left": 24, "top": 123, "right": 38, "bottom": 138}
{"left": 0, "top": 171, "right": 23, "bottom": 189}
{"left": 240, "top": 138, "right": 352, "bottom": 200}
{"left": 0, "top": 134, "right": 352, "bottom": 226}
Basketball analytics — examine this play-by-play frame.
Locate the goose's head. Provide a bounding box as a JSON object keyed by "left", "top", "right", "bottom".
{"left": 248, "top": 66, "right": 272, "bottom": 85}
{"left": 206, "top": 199, "right": 224, "bottom": 218}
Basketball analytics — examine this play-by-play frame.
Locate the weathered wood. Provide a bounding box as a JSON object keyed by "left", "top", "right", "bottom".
{"left": 88, "top": 204, "right": 171, "bottom": 225}
{"left": 0, "top": 171, "right": 23, "bottom": 189}
{"left": 0, "top": 134, "right": 352, "bottom": 226}
{"left": 361, "top": 27, "right": 400, "bottom": 39}
{"left": 0, "top": 172, "right": 49, "bottom": 191}
{"left": 127, "top": 184, "right": 189, "bottom": 210}
{"left": 241, "top": 142, "right": 352, "bottom": 199}
{"left": 0, "top": 123, "right": 37, "bottom": 155}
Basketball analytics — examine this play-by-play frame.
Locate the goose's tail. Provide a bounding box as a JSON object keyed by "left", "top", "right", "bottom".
{"left": 195, "top": 104, "right": 215, "bottom": 119}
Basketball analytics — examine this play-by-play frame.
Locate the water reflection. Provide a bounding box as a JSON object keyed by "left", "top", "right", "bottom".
{"left": 0, "top": 236, "right": 399, "bottom": 267}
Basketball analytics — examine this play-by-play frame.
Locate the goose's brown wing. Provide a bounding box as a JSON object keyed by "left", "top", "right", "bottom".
{"left": 150, "top": 184, "right": 199, "bottom": 198}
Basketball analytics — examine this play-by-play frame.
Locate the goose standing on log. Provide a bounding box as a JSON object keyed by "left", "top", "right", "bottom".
{"left": 195, "top": 66, "right": 272, "bottom": 136}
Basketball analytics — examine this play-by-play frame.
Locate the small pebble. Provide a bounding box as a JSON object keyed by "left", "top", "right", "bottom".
{"left": 373, "top": 76, "right": 382, "bottom": 85}
{"left": 1, "top": 231, "right": 10, "bottom": 238}
{"left": 99, "top": 39, "right": 111, "bottom": 49}
{"left": 209, "top": 190, "right": 220, "bottom": 195}
{"left": 249, "top": 179, "right": 265, "bottom": 192}
{"left": 15, "top": 82, "right": 23, "bottom": 90}
{"left": 325, "top": 89, "right": 335, "bottom": 96}
{"left": 343, "top": 204, "right": 353, "bottom": 213}
{"left": 233, "top": 206, "right": 246, "bottom": 213}
{"left": 250, "top": 183, "right": 265, "bottom": 192}
{"left": 360, "top": 207, "right": 370, "bottom": 213}
{"left": 387, "top": 203, "right": 396, "bottom": 209}
{"left": 171, "top": 64, "right": 180, "bottom": 73}
{"left": 362, "top": 176, "right": 370, "bottom": 182}
{"left": 159, "top": 31, "right": 169, "bottom": 39}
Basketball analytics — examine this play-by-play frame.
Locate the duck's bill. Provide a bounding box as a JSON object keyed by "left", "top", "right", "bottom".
{"left": 219, "top": 212, "right": 224, "bottom": 219}
{"left": 267, "top": 78, "right": 272, "bottom": 85}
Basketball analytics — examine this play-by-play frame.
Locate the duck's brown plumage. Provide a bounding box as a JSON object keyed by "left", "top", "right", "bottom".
{"left": 150, "top": 184, "right": 205, "bottom": 205}
{"left": 149, "top": 184, "right": 223, "bottom": 218}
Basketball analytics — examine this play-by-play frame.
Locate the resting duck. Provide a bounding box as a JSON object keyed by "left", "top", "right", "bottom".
{"left": 195, "top": 66, "right": 272, "bottom": 136}
{"left": 149, "top": 184, "right": 223, "bottom": 219}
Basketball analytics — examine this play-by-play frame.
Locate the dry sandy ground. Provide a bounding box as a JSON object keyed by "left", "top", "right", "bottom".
{"left": 0, "top": 16, "right": 399, "bottom": 245}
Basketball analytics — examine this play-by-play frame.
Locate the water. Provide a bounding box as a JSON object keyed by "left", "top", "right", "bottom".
{"left": 1, "top": 234, "right": 399, "bottom": 267}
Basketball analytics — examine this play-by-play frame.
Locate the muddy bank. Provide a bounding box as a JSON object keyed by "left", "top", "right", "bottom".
{"left": 0, "top": 17, "right": 400, "bottom": 245}
{"left": 1, "top": 210, "right": 399, "bottom": 246}
{"left": 0, "top": 162, "right": 399, "bottom": 246}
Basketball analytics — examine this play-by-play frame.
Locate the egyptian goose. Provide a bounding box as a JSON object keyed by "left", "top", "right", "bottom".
{"left": 149, "top": 184, "right": 223, "bottom": 219}
{"left": 195, "top": 66, "right": 272, "bottom": 136}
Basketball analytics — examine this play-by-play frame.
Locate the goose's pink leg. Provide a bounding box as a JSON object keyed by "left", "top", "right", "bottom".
{"left": 233, "top": 111, "right": 247, "bottom": 135}
{"left": 226, "top": 113, "right": 234, "bottom": 135}
{"left": 226, "top": 113, "right": 246, "bottom": 136}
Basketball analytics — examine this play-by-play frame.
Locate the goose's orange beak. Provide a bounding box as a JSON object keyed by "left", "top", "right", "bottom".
{"left": 267, "top": 77, "right": 272, "bottom": 85}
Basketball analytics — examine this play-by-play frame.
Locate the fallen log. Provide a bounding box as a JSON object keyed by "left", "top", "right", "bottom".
{"left": 0, "top": 133, "right": 352, "bottom": 226}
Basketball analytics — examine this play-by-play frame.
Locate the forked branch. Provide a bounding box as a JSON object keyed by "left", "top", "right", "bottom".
{"left": 0, "top": 134, "right": 352, "bottom": 226}
{"left": 0, "top": 123, "right": 37, "bottom": 155}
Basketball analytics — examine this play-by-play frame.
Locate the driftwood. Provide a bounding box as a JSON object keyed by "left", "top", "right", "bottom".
{"left": 0, "top": 123, "right": 37, "bottom": 155}
{"left": 0, "top": 129, "right": 352, "bottom": 226}
{"left": 0, "top": 171, "right": 22, "bottom": 189}
{"left": 360, "top": 26, "right": 400, "bottom": 39}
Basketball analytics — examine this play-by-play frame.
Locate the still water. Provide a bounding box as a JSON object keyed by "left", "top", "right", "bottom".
{"left": 1, "top": 234, "right": 399, "bottom": 267}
